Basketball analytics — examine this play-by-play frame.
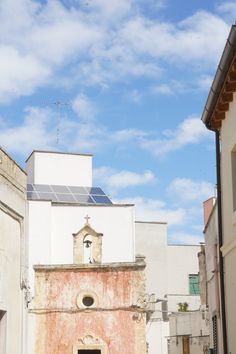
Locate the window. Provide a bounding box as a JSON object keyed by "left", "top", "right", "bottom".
{"left": 212, "top": 315, "right": 218, "bottom": 354}
{"left": 189, "top": 274, "right": 200, "bottom": 295}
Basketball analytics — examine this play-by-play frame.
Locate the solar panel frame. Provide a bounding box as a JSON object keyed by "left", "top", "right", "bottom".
{"left": 55, "top": 193, "right": 77, "bottom": 202}
{"left": 27, "top": 191, "right": 40, "bottom": 200}
{"left": 27, "top": 184, "right": 34, "bottom": 191}
{"left": 67, "top": 186, "right": 87, "bottom": 194}
{"left": 27, "top": 184, "right": 112, "bottom": 204}
{"left": 34, "top": 184, "right": 52, "bottom": 192}
{"left": 86, "top": 187, "right": 106, "bottom": 195}
{"left": 74, "top": 194, "right": 95, "bottom": 204}
{"left": 51, "top": 185, "right": 70, "bottom": 193}
{"left": 92, "top": 195, "right": 112, "bottom": 204}
{"left": 37, "top": 192, "right": 58, "bottom": 201}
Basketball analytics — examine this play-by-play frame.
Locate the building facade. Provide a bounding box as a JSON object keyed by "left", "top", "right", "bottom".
{"left": 0, "top": 147, "right": 27, "bottom": 354}
{"left": 203, "top": 198, "right": 223, "bottom": 354}
{"left": 29, "top": 260, "right": 146, "bottom": 354}
{"left": 202, "top": 24, "right": 236, "bottom": 354}
{"left": 168, "top": 310, "right": 209, "bottom": 354}
{"left": 25, "top": 150, "right": 147, "bottom": 354}
{"left": 0, "top": 148, "right": 204, "bottom": 354}
{"left": 135, "top": 221, "right": 202, "bottom": 354}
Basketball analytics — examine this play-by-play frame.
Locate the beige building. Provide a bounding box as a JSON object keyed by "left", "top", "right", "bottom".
{"left": 203, "top": 198, "right": 223, "bottom": 353}
{"left": 168, "top": 310, "right": 209, "bottom": 354}
{"left": 0, "top": 147, "right": 27, "bottom": 354}
{"left": 202, "top": 24, "right": 236, "bottom": 354}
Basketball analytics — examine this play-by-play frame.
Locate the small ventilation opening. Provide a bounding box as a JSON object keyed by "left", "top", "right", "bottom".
{"left": 82, "top": 296, "right": 94, "bottom": 307}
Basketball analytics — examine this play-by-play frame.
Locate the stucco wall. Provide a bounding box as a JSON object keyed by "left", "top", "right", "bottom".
{"left": 169, "top": 311, "right": 209, "bottom": 354}
{"left": 219, "top": 92, "right": 236, "bottom": 353}
{"left": 30, "top": 264, "right": 146, "bottom": 354}
{"left": 204, "top": 204, "right": 223, "bottom": 353}
{"left": 0, "top": 148, "right": 27, "bottom": 354}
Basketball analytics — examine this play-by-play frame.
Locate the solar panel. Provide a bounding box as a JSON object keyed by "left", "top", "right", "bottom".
{"left": 92, "top": 195, "right": 112, "bottom": 204}
{"left": 27, "top": 191, "right": 39, "bottom": 199}
{"left": 34, "top": 184, "right": 52, "bottom": 192}
{"left": 74, "top": 195, "right": 94, "bottom": 203}
{"left": 56, "top": 193, "right": 76, "bottom": 202}
{"left": 37, "top": 192, "right": 58, "bottom": 201}
{"left": 68, "top": 186, "right": 88, "bottom": 194}
{"left": 86, "top": 187, "right": 105, "bottom": 195}
{"left": 27, "top": 184, "right": 112, "bottom": 205}
{"left": 51, "top": 185, "right": 70, "bottom": 193}
{"left": 27, "top": 184, "right": 34, "bottom": 191}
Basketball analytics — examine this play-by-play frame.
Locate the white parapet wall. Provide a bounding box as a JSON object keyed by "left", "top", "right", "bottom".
{"left": 26, "top": 150, "right": 93, "bottom": 186}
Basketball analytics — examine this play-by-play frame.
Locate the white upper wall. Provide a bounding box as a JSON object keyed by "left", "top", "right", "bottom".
{"left": 167, "top": 245, "right": 200, "bottom": 295}
{"left": 26, "top": 150, "right": 93, "bottom": 186}
{"left": 28, "top": 201, "right": 135, "bottom": 291}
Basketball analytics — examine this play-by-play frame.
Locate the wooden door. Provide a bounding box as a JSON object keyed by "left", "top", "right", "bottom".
{"left": 182, "top": 336, "right": 190, "bottom": 354}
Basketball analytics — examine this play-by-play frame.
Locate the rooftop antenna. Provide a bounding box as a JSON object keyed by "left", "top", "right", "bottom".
{"left": 53, "top": 101, "right": 69, "bottom": 145}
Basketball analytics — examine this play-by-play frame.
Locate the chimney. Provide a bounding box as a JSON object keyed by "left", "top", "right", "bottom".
{"left": 203, "top": 197, "right": 216, "bottom": 226}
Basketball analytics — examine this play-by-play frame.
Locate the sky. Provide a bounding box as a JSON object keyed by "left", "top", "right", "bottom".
{"left": 1, "top": 0, "right": 235, "bottom": 244}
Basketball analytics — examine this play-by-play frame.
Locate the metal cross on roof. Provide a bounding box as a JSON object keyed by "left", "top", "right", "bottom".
{"left": 84, "top": 214, "right": 91, "bottom": 224}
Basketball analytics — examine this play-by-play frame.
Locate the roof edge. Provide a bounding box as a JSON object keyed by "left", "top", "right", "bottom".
{"left": 0, "top": 146, "right": 26, "bottom": 175}
{"left": 25, "top": 150, "right": 93, "bottom": 163}
{"left": 201, "top": 25, "right": 236, "bottom": 130}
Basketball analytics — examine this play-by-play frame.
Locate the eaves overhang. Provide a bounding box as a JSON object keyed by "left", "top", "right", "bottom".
{"left": 201, "top": 25, "right": 236, "bottom": 130}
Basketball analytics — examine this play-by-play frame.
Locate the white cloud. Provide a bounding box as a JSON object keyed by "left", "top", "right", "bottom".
{"left": 216, "top": 2, "right": 236, "bottom": 22}
{"left": 0, "top": 107, "right": 55, "bottom": 154}
{"left": 119, "top": 11, "right": 229, "bottom": 65}
{"left": 0, "top": 0, "right": 104, "bottom": 101}
{"left": 129, "top": 89, "right": 142, "bottom": 103}
{"left": 72, "top": 94, "right": 95, "bottom": 121}
{"left": 168, "top": 178, "right": 214, "bottom": 202}
{"left": 0, "top": 107, "right": 212, "bottom": 160}
{"left": 113, "top": 128, "right": 147, "bottom": 142}
{"left": 141, "top": 117, "right": 212, "bottom": 157}
{"left": 0, "top": 46, "right": 50, "bottom": 102}
{"left": 85, "top": 0, "right": 133, "bottom": 22}
{"left": 153, "top": 84, "right": 173, "bottom": 95}
{"left": 94, "top": 167, "right": 156, "bottom": 192}
{"left": 151, "top": 81, "right": 187, "bottom": 95}
{"left": 0, "top": 105, "right": 105, "bottom": 156}
{"left": 0, "top": 1, "right": 230, "bottom": 102}
{"left": 115, "top": 196, "right": 186, "bottom": 225}
{"left": 197, "top": 75, "right": 213, "bottom": 91}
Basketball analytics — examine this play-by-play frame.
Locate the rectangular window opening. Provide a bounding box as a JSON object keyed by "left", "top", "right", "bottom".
{"left": 188, "top": 274, "right": 200, "bottom": 295}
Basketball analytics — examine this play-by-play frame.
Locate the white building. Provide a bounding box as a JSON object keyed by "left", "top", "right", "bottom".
{"left": 24, "top": 150, "right": 202, "bottom": 354}
{"left": 168, "top": 310, "right": 209, "bottom": 354}
{"left": 26, "top": 151, "right": 135, "bottom": 293}
{"left": 0, "top": 147, "right": 27, "bottom": 354}
{"left": 135, "top": 221, "right": 201, "bottom": 354}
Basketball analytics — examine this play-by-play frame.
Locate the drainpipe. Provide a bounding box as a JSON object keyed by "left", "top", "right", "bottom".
{"left": 215, "top": 130, "right": 228, "bottom": 354}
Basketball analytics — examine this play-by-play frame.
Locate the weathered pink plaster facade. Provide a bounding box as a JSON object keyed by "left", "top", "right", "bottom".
{"left": 31, "top": 261, "right": 146, "bottom": 354}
